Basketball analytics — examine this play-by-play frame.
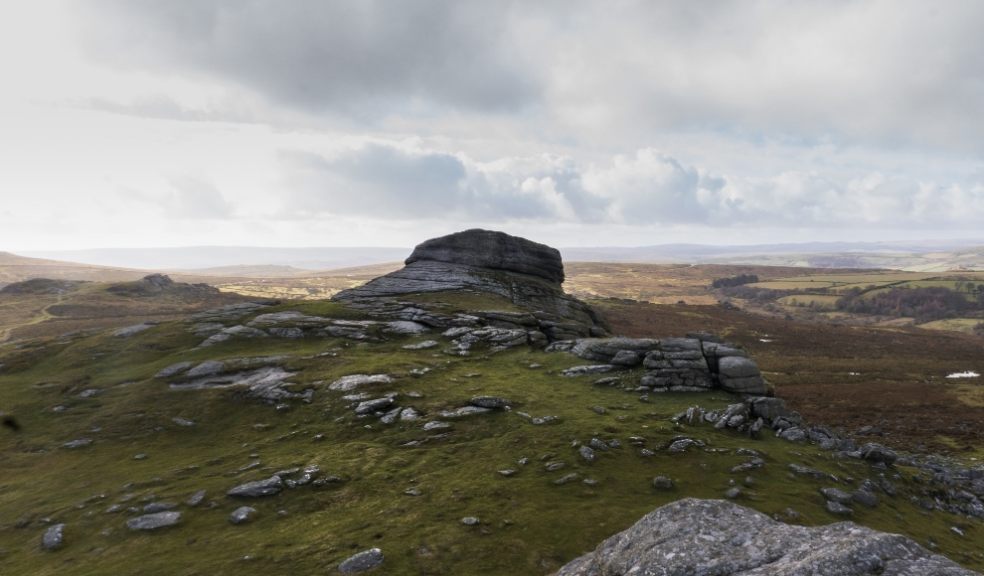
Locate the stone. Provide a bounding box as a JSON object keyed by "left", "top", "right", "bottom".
{"left": 554, "top": 473, "right": 581, "bottom": 485}
{"left": 853, "top": 489, "right": 880, "bottom": 508}
{"left": 354, "top": 398, "right": 395, "bottom": 415}
{"left": 186, "top": 360, "right": 225, "bottom": 378}
{"left": 383, "top": 321, "right": 429, "bottom": 335}
{"left": 338, "top": 548, "right": 384, "bottom": 574}
{"left": 859, "top": 443, "right": 898, "bottom": 466}
{"left": 155, "top": 362, "right": 193, "bottom": 378}
{"left": 402, "top": 340, "right": 438, "bottom": 350}
{"left": 329, "top": 374, "right": 393, "bottom": 392}
{"left": 651, "top": 476, "right": 675, "bottom": 490}
{"left": 227, "top": 476, "right": 284, "bottom": 498}
{"left": 423, "top": 421, "right": 451, "bottom": 431}
{"left": 405, "top": 229, "right": 565, "bottom": 283}
{"left": 578, "top": 445, "right": 596, "bottom": 463}
{"left": 143, "top": 502, "right": 177, "bottom": 513}
{"left": 172, "top": 417, "right": 195, "bottom": 427}
{"left": 461, "top": 516, "right": 481, "bottom": 526}
{"left": 126, "top": 511, "right": 181, "bottom": 531}
{"left": 746, "top": 396, "right": 788, "bottom": 420}
{"left": 667, "top": 438, "right": 703, "bottom": 453}
{"left": 821, "top": 487, "right": 854, "bottom": 505}
{"left": 562, "top": 365, "right": 615, "bottom": 377}
{"left": 229, "top": 506, "right": 257, "bottom": 525}
{"left": 469, "top": 396, "right": 512, "bottom": 410}
{"left": 554, "top": 499, "right": 977, "bottom": 576}
{"left": 778, "top": 427, "right": 807, "bottom": 442}
{"left": 826, "top": 500, "right": 853, "bottom": 515}
{"left": 41, "top": 523, "right": 65, "bottom": 551}
{"left": 186, "top": 490, "right": 207, "bottom": 507}
{"left": 62, "top": 438, "right": 93, "bottom": 449}
{"left": 438, "top": 406, "right": 491, "bottom": 418}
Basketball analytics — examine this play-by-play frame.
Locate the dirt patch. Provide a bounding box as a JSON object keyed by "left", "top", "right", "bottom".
{"left": 597, "top": 299, "right": 984, "bottom": 453}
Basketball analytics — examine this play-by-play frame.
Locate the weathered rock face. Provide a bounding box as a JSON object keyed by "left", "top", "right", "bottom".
{"left": 334, "top": 230, "right": 607, "bottom": 340}
{"left": 555, "top": 498, "right": 979, "bottom": 576}
{"left": 554, "top": 335, "right": 769, "bottom": 395}
{"left": 405, "top": 228, "right": 565, "bottom": 283}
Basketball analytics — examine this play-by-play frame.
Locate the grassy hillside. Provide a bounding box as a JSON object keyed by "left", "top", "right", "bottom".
{"left": 0, "top": 291, "right": 981, "bottom": 574}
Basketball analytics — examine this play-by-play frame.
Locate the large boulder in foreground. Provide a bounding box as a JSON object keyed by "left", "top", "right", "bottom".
{"left": 406, "top": 228, "right": 565, "bottom": 283}
{"left": 556, "top": 499, "right": 977, "bottom": 576}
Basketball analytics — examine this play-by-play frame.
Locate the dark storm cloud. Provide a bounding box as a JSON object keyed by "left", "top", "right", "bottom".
{"left": 78, "top": 0, "right": 537, "bottom": 116}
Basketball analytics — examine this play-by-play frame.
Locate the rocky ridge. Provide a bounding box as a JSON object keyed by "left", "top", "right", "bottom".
{"left": 555, "top": 498, "right": 979, "bottom": 575}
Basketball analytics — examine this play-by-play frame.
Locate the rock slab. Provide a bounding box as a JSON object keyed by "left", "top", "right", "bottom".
{"left": 554, "top": 498, "right": 978, "bottom": 576}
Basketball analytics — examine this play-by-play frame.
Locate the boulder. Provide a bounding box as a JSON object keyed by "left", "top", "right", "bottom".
{"left": 338, "top": 548, "right": 384, "bottom": 573}
{"left": 229, "top": 506, "right": 257, "bottom": 525}
{"left": 41, "top": 523, "right": 65, "bottom": 551}
{"left": 126, "top": 511, "right": 181, "bottom": 531}
{"left": 554, "top": 499, "right": 978, "bottom": 575}
{"left": 405, "top": 229, "right": 564, "bottom": 283}
{"left": 227, "top": 475, "right": 284, "bottom": 498}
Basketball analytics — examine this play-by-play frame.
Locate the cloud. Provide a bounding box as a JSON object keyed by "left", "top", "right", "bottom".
{"left": 277, "top": 143, "right": 984, "bottom": 230}
{"left": 78, "top": 0, "right": 537, "bottom": 118}
{"left": 76, "top": 1, "right": 984, "bottom": 152}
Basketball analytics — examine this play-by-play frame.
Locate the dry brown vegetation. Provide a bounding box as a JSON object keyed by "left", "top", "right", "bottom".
{"left": 596, "top": 299, "right": 984, "bottom": 455}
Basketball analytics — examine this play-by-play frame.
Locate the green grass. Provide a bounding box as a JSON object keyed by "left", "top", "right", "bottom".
{"left": 1, "top": 311, "right": 983, "bottom": 574}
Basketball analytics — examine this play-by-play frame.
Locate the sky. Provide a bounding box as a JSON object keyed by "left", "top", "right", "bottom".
{"left": 1, "top": 0, "right": 983, "bottom": 251}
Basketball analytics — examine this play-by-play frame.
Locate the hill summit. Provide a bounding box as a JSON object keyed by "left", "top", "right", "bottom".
{"left": 334, "top": 229, "right": 607, "bottom": 340}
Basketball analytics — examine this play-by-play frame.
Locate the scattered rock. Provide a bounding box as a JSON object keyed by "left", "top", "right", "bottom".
{"left": 126, "top": 511, "right": 181, "bottom": 531}
{"left": 468, "top": 396, "right": 512, "bottom": 410}
{"left": 438, "top": 406, "right": 491, "bottom": 418}
{"left": 186, "top": 360, "right": 226, "bottom": 378}
{"left": 227, "top": 476, "right": 284, "bottom": 498}
{"left": 859, "top": 443, "right": 898, "bottom": 466}
{"left": 186, "top": 490, "right": 207, "bottom": 507}
{"left": 329, "top": 374, "right": 393, "bottom": 392}
{"left": 229, "top": 506, "right": 257, "bottom": 525}
{"left": 651, "top": 476, "right": 675, "bottom": 490}
{"left": 41, "top": 524, "right": 65, "bottom": 551}
{"left": 62, "top": 438, "right": 93, "bottom": 449}
{"left": 826, "top": 500, "right": 853, "bottom": 516}
{"left": 460, "top": 516, "right": 481, "bottom": 526}
{"left": 562, "top": 365, "right": 615, "bottom": 377}
{"left": 578, "top": 445, "right": 596, "bottom": 463}
{"left": 402, "top": 340, "right": 438, "bottom": 350}
{"left": 354, "top": 398, "right": 395, "bottom": 415}
{"left": 423, "top": 421, "right": 452, "bottom": 432}
{"left": 338, "top": 548, "right": 384, "bottom": 574}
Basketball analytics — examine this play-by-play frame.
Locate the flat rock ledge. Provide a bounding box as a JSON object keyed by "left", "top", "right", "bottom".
{"left": 555, "top": 499, "right": 978, "bottom": 576}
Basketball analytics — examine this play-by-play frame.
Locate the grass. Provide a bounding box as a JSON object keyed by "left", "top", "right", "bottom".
{"left": 1, "top": 300, "right": 983, "bottom": 575}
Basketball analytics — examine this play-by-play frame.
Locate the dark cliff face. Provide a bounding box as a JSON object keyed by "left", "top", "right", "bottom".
{"left": 405, "top": 229, "right": 565, "bottom": 284}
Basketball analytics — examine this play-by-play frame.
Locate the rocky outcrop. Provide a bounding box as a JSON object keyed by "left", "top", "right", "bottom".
{"left": 555, "top": 498, "right": 979, "bottom": 576}
{"left": 551, "top": 335, "right": 769, "bottom": 395}
{"left": 405, "top": 228, "right": 565, "bottom": 283}
{"left": 107, "top": 274, "right": 219, "bottom": 297}
{"left": 333, "top": 229, "right": 607, "bottom": 340}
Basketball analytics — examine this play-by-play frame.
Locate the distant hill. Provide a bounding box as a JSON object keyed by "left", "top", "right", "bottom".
{"left": 20, "top": 240, "right": 984, "bottom": 273}
{"left": 23, "top": 246, "right": 410, "bottom": 271}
